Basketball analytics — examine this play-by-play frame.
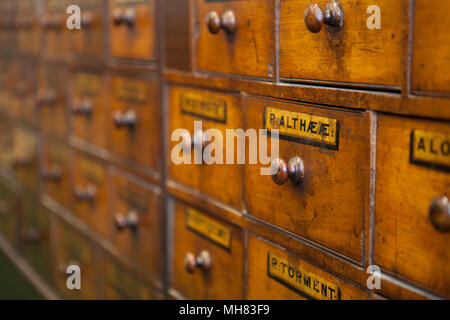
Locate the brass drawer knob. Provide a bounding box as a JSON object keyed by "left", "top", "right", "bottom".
{"left": 75, "top": 184, "right": 97, "bottom": 201}
{"left": 184, "top": 250, "right": 212, "bottom": 273}
{"left": 115, "top": 210, "right": 140, "bottom": 230}
{"left": 271, "top": 156, "right": 305, "bottom": 185}
{"left": 181, "top": 130, "right": 208, "bottom": 151}
{"left": 80, "top": 12, "right": 93, "bottom": 29}
{"left": 42, "top": 165, "right": 62, "bottom": 181}
{"left": 113, "top": 7, "right": 136, "bottom": 27}
{"left": 429, "top": 196, "right": 450, "bottom": 233}
{"left": 114, "top": 110, "right": 137, "bottom": 128}
{"left": 304, "top": 0, "right": 343, "bottom": 33}
{"left": 21, "top": 227, "right": 42, "bottom": 244}
{"left": 37, "top": 89, "right": 57, "bottom": 106}
{"left": 72, "top": 99, "right": 93, "bottom": 115}
{"left": 206, "top": 10, "right": 236, "bottom": 34}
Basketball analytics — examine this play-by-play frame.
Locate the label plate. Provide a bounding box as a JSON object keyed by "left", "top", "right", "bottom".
{"left": 410, "top": 130, "right": 450, "bottom": 171}
{"left": 180, "top": 92, "right": 226, "bottom": 123}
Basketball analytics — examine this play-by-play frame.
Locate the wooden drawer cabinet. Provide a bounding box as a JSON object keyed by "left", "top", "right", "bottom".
{"left": 168, "top": 86, "right": 243, "bottom": 210}
{"left": 72, "top": 0, "right": 104, "bottom": 58}
{"left": 109, "top": 0, "right": 157, "bottom": 61}
{"left": 170, "top": 201, "right": 244, "bottom": 299}
{"left": 195, "top": 0, "right": 275, "bottom": 78}
{"left": 375, "top": 114, "right": 450, "bottom": 298}
{"left": 12, "top": 126, "right": 39, "bottom": 193}
{"left": 110, "top": 170, "right": 162, "bottom": 280}
{"left": 280, "top": 0, "right": 407, "bottom": 87}
{"left": 248, "top": 235, "right": 367, "bottom": 300}
{"left": 244, "top": 96, "right": 370, "bottom": 262}
{"left": 412, "top": 0, "right": 450, "bottom": 94}
{"left": 109, "top": 74, "right": 161, "bottom": 172}
{"left": 41, "top": 139, "right": 71, "bottom": 209}
{"left": 70, "top": 70, "right": 108, "bottom": 149}
{"left": 54, "top": 220, "right": 98, "bottom": 299}
{"left": 73, "top": 152, "right": 109, "bottom": 237}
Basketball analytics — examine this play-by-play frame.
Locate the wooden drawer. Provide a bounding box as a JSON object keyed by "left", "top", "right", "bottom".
{"left": 109, "top": 74, "right": 161, "bottom": 171}
{"left": 280, "top": 0, "right": 407, "bottom": 87}
{"left": 42, "top": 0, "right": 70, "bottom": 56}
{"left": 38, "top": 65, "right": 66, "bottom": 137}
{"left": 19, "top": 201, "right": 53, "bottom": 285}
{"left": 412, "top": 0, "right": 450, "bottom": 94}
{"left": 248, "top": 235, "right": 367, "bottom": 300}
{"left": 195, "top": 0, "right": 275, "bottom": 78}
{"left": 244, "top": 96, "right": 370, "bottom": 262}
{"left": 103, "top": 257, "right": 160, "bottom": 300}
{"left": 16, "top": 0, "right": 39, "bottom": 56}
{"left": 70, "top": 70, "right": 108, "bottom": 149}
{"left": 375, "top": 114, "right": 450, "bottom": 298}
{"left": 73, "top": 152, "right": 109, "bottom": 237}
{"left": 72, "top": 0, "right": 103, "bottom": 58}
{"left": 168, "top": 86, "right": 243, "bottom": 210}
{"left": 12, "top": 126, "right": 39, "bottom": 193}
{"left": 54, "top": 220, "right": 97, "bottom": 299}
{"left": 109, "top": 0, "right": 156, "bottom": 60}
{"left": 0, "top": 183, "right": 17, "bottom": 244}
{"left": 41, "top": 139, "right": 71, "bottom": 209}
{"left": 110, "top": 170, "right": 162, "bottom": 280}
{"left": 171, "top": 201, "right": 244, "bottom": 299}
{"left": 0, "top": 116, "right": 14, "bottom": 171}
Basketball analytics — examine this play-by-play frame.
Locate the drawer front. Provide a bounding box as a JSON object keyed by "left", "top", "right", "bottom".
{"left": 248, "top": 235, "right": 367, "bottom": 300}
{"left": 109, "top": 75, "right": 161, "bottom": 170}
{"left": 109, "top": 0, "right": 156, "bottom": 60}
{"left": 20, "top": 201, "right": 53, "bottom": 285}
{"left": 110, "top": 171, "right": 162, "bottom": 280}
{"left": 280, "top": 0, "right": 407, "bottom": 87}
{"left": 38, "top": 65, "right": 66, "bottom": 137}
{"left": 43, "top": 0, "right": 70, "bottom": 56}
{"left": 72, "top": 0, "right": 103, "bottom": 58}
{"left": 171, "top": 201, "right": 244, "bottom": 299}
{"left": 12, "top": 127, "right": 38, "bottom": 193}
{"left": 0, "top": 183, "right": 17, "bottom": 244}
{"left": 70, "top": 71, "right": 107, "bottom": 149}
{"left": 54, "top": 221, "right": 97, "bottom": 299}
{"left": 104, "top": 258, "right": 159, "bottom": 300}
{"left": 73, "top": 153, "right": 109, "bottom": 237}
{"left": 0, "top": 117, "right": 14, "bottom": 171}
{"left": 168, "top": 86, "right": 243, "bottom": 210}
{"left": 195, "top": 0, "right": 275, "bottom": 78}
{"left": 17, "top": 0, "right": 39, "bottom": 56}
{"left": 41, "top": 139, "right": 71, "bottom": 209}
{"left": 244, "top": 96, "right": 370, "bottom": 261}
{"left": 375, "top": 114, "right": 450, "bottom": 297}
{"left": 412, "top": 0, "right": 450, "bottom": 94}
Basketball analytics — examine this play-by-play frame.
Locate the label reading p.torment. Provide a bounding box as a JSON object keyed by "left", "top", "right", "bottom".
{"left": 267, "top": 252, "right": 341, "bottom": 300}
{"left": 265, "top": 107, "right": 339, "bottom": 150}
{"left": 186, "top": 208, "right": 231, "bottom": 250}
{"left": 410, "top": 130, "right": 450, "bottom": 170}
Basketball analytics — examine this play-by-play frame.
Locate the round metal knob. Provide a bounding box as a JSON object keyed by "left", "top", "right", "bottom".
{"left": 115, "top": 211, "right": 139, "bottom": 231}
{"left": 206, "top": 10, "right": 236, "bottom": 34}
{"left": 184, "top": 253, "right": 197, "bottom": 273}
{"left": 42, "top": 165, "right": 62, "bottom": 181}
{"left": 271, "top": 158, "right": 289, "bottom": 185}
{"left": 37, "top": 89, "right": 57, "bottom": 106}
{"left": 184, "top": 250, "right": 212, "bottom": 273}
{"left": 288, "top": 156, "right": 305, "bottom": 185}
{"left": 206, "top": 11, "right": 221, "bottom": 34}
{"left": 271, "top": 157, "right": 305, "bottom": 185}
{"left": 114, "top": 110, "right": 137, "bottom": 128}
{"left": 75, "top": 184, "right": 97, "bottom": 201}
{"left": 21, "top": 227, "right": 42, "bottom": 244}
{"left": 113, "top": 8, "right": 136, "bottom": 27}
{"left": 80, "top": 12, "right": 93, "bottom": 28}
{"left": 304, "top": 1, "right": 343, "bottom": 33}
{"left": 72, "top": 99, "right": 93, "bottom": 115}
{"left": 221, "top": 10, "right": 236, "bottom": 34}
{"left": 429, "top": 196, "right": 450, "bottom": 233}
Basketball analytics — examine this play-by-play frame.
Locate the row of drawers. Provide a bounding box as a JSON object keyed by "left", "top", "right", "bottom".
{"left": 0, "top": 0, "right": 157, "bottom": 61}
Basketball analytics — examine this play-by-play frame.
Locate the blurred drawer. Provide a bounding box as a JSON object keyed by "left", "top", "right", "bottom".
{"left": 244, "top": 96, "right": 370, "bottom": 262}
{"left": 280, "top": 0, "right": 407, "bottom": 87}
{"left": 12, "top": 126, "right": 39, "bottom": 193}
{"left": 41, "top": 139, "right": 71, "bottom": 209}
{"left": 195, "top": 0, "right": 275, "bottom": 78}
{"left": 70, "top": 70, "right": 107, "bottom": 149}
{"left": 16, "top": 0, "right": 39, "bottom": 56}
{"left": 248, "top": 235, "right": 367, "bottom": 300}
{"left": 73, "top": 152, "right": 109, "bottom": 237}
{"left": 412, "top": 0, "right": 450, "bottom": 94}
{"left": 109, "top": 0, "right": 156, "bottom": 60}
{"left": 103, "top": 257, "right": 160, "bottom": 300}
{"left": 42, "top": 0, "right": 71, "bottom": 56}
{"left": 110, "top": 170, "right": 162, "bottom": 280}
{"left": 0, "top": 117, "right": 13, "bottom": 170}
{"left": 171, "top": 201, "right": 244, "bottom": 299}
{"left": 72, "top": 0, "right": 103, "bottom": 58}
{"left": 0, "top": 182, "right": 17, "bottom": 244}
{"left": 375, "top": 114, "right": 450, "bottom": 298}
{"left": 38, "top": 64, "right": 66, "bottom": 137}
{"left": 19, "top": 201, "right": 53, "bottom": 285}
{"left": 54, "top": 220, "right": 97, "bottom": 299}
{"left": 168, "top": 86, "right": 243, "bottom": 210}
{"left": 109, "top": 74, "right": 161, "bottom": 171}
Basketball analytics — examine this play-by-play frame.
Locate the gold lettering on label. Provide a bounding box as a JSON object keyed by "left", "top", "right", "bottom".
{"left": 114, "top": 79, "right": 148, "bottom": 103}
{"left": 186, "top": 208, "right": 231, "bottom": 249}
{"left": 180, "top": 92, "right": 227, "bottom": 123}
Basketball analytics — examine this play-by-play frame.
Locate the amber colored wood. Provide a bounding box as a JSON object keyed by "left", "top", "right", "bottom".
{"left": 110, "top": 171, "right": 162, "bottom": 282}
{"left": 195, "top": 0, "right": 275, "bottom": 78}
{"left": 16, "top": 0, "right": 39, "bottom": 57}
{"left": 375, "top": 114, "right": 450, "bottom": 298}
{"left": 43, "top": 0, "right": 71, "bottom": 57}
{"left": 0, "top": 183, "right": 17, "bottom": 244}
{"left": 168, "top": 85, "right": 244, "bottom": 211}
{"left": 170, "top": 200, "right": 244, "bottom": 299}
{"left": 72, "top": 151, "right": 109, "bottom": 238}
{"left": 70, "top": 70, "right": 108, "bottom": 149}
{"left": 247, "top": 234, "right": 367, "bottom": 300}
{"left": 280, "top": 0, "right": 408, "bottom": 87}
{"left": 12, "top": 126, "right": 39, "bottom": 193}
{"left": 108, "top": 74, "right": 161, "bottom": 171}
{"left": 109, "top": 0, "right": 156, "bottom": 60}
{"left": 245, "top": 96, "right": 370, "bottom": 262}
{"left": 411, "top": 0, "right": 450, "bottom": 94}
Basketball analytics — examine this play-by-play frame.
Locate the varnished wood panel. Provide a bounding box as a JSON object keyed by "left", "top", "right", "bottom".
{"left": 72, "top": 0, "right": 104, "bottom": 58}
{"left": 12, "top": 126, "right": 39, "bottom": 193}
